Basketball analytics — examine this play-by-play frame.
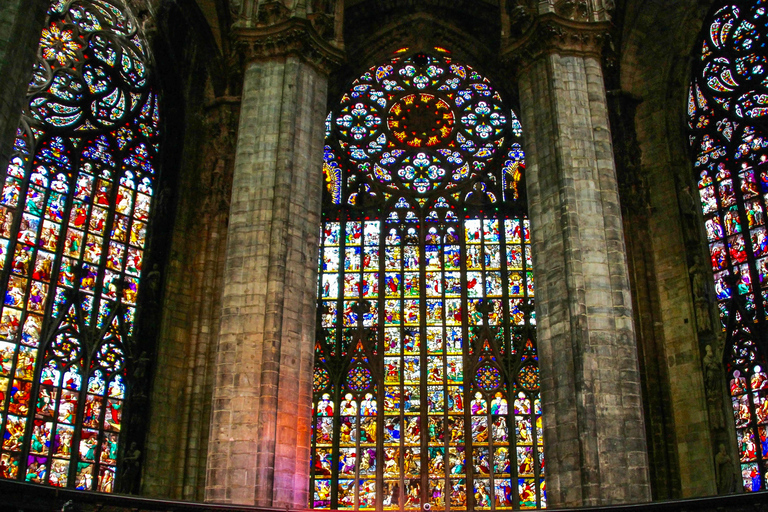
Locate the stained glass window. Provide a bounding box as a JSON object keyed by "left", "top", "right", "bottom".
{"left": 724, "top": 318, "right": 768, "bottom": 491}
{"left": 312, "top": 51, "right": 544, "bottom": 510}
{"left": 0, "top": 0, "right": 158, "bottom": 491}
{"left": 688, "top": 0, "right": 768, "bottom": 492}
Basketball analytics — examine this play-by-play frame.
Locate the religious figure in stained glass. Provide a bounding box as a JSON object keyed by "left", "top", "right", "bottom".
{"left": 312, "top": 50, "right": 544, "bottom": 510}
{"left": 0, "top": 0, "right": 159, "bottom": 492}
{"left": 688, "top": 0, "right": 768, "bottom": 492}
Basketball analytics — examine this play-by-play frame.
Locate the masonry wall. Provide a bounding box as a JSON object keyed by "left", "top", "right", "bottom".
{"left": 205, "top": 56, "right": 327, "bottom": 508}
{"left": 141, "top": 102, "right": 235, "bottom": 500}
{"left": 0, "top": 0, "right": 48, "bottom": 171}
{"left": 623, "top": 211, "right": 682, "bottom": 499}
{"left": 618, "top": 0, "right": 725, "bottom": 498}
{"left": 139, "top": 0, "right": 234, "bottom": 500}
{"left": 519, "top": 51, "right": 651, "bottom": 506}
{"left": 0, "top": 0, "right": 730, "bottom": 502}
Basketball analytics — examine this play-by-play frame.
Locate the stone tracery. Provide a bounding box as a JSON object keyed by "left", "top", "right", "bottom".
{"left": 0, "top": 0, "right": 159, "bottom": 492}
{"left": 313, "top": 51, "right": 544, "bottom": 510}
{"left": 0, "top": 2, "right": 736, "bottom": 506}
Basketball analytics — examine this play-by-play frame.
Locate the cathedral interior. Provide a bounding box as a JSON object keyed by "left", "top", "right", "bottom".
{"left": 1, "top": 0, "right": 768, "bottom": 510}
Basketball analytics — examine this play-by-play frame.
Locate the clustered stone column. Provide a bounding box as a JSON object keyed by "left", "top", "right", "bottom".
{"left": 504, "top": 13, "right": 652, "bottom": 506}
{"left": 204, "top": 3, "right": 343, "bottom": 507}
{"left": 203, "top": 2, "right": 653, "bottom": 508}
{"left": 142, "top": 101, "right": 239, "bottom": 501}
{"left": 0, "top": 0, "right": 53, "bottom": 174}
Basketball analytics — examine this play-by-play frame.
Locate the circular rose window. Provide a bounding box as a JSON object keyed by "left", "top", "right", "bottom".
{"left": 326, "top": 54, "right": 511, "bottom": 198}
{"left": 387, "top": 93, "right": 454, "bottom": 147}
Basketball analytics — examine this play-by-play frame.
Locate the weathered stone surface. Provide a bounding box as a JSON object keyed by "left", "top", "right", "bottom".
{"left": 0, "top": 0, "right": 734, "bottom": 504}
{"left": 205, "top": 56, "right": 326, "bottom": 508}
{"left": 618, "top": 0, "right": 722, "bottom": 498}
{"left": 518, "top": 51, "right": 652, "bottom": 506}
{"left": 0, "top": 0, "right": 48, "bottom": 173}
{"left": 143, "top": 101, "right": 239, "bottom": 501}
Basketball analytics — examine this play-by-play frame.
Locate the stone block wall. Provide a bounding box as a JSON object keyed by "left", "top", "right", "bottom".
{"left": 519, "top": 52, "right": 651, "bottom": 506}
{"left": 205, "top": 56, "right": 327, "bottom": 508}
{"left": 618, "top": 0, "right": 724, "bottom": 498}
{"left": 0, "top": 0, "right": 48, "bottom": 171}
{"left": 606, "top": 85, "right": 683, "bottom": 500}
{"left": 623, "top": 211, "right": 682, "bottom": 499}
{"left": 141, "top": 102, "right": 235, "bottom": 500}
{"left": 0, "top": 0, "right": 733, "bottom": 504}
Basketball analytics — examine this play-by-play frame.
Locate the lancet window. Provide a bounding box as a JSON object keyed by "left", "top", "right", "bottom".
{"left": 688, "top": 0, "right": 768, "bottom": 492}
{"left": 0, "top": 0, "right": 159, "bottom": 491}
{"left": 311, "top": 51, "right": 545, "bottom": 510}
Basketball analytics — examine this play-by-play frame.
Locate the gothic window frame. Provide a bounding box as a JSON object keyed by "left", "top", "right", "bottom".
{"left": 311, "top": 49, "right": 546, "bottom": 511}
{"left": 688, "top": 0, "right": 768, "bottom": 493}
{"left": 0, "top": 0, "right": 160, "bottom": 492}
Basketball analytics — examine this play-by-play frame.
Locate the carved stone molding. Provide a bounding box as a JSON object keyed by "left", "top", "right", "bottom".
{"left": 199, "top": 100, "right": 240, "bottom": 216}
{"left": 231, "top": 17, "right": 345, "bottom": 75}
{"left": 501, "top": 13, "right": 610, "bottom": 72}
{"left": 555, "top": 0, "right": 591, "bottom": 21}
{"left": 344, "top": 12, "right": 496, "bottom": 87}
{"left": 230, "top": 0, "right": 291, "bottom": 26}
{"left": 253, "top": 0, "right": 292, "bottom": 26}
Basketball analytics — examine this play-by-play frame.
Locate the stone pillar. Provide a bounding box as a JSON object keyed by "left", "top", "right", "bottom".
{"left": 142, "top": 101, "right": 239, "bottom": 501}
{"left": 504, "top": 15, "right": 652, "bottom": 506}
{"left": 0, "top": 0, "right": 48, "bottom": 172}
{"left": 204, "top": 13, "right": 343, "bottom": 507}
{"left": 607, "top": 91, "right": 682, "bottom": 499}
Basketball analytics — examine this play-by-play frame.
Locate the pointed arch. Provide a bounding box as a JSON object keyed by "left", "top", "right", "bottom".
{"left": 31, "top": 302, "right": 86, "bottom": 487}
{"left": 723, "top": 308, "right": 768, "bottom": 492}
{"left": 312, "top": 51, "right": 544, "bottom": 510}
{"left": 688, "top": 0, "right": 768, "bottom": 493}
{"left": 0, "top": 0, "right": 159, "bottom": 492}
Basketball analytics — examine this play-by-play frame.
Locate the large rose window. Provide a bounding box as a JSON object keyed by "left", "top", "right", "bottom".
{"left": 689, "top": 0, "right": 768, "bottom": 493}
{"left": 326, "top": 54, "right": 516, "bottom": 201}
{"left": 314, "top": 51, "right": 542, "bottom": 511}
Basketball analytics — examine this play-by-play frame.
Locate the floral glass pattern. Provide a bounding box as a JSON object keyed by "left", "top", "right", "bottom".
{"left": 688, "top": 0, "right": 768, "bottom": 492}
{"left": 0, "top": 0, "right": 158, "bottom": 492}
{"left": 312, "top": 52, "right": 544, "bottom": 510}
{"left": 688, "top": 1, "right": 768, "bottom": 327}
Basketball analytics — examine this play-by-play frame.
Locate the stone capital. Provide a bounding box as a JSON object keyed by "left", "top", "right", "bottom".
{"left": 501, "top": 13, "right": 610, "bottom": 72}
{"left": 231, "top": 16, "right": 345, "bottom": 76}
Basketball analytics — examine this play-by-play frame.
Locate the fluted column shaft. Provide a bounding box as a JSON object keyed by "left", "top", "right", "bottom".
{"left": 513, "top": 25, "right": 652, "bottom": 506}
{"left": 205, "top": 55, "right": 327, "bottom": 507}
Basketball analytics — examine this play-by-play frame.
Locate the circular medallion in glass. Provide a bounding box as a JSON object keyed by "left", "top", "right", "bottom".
{"left": 475, "top": 365, "right": 502, "bottom": 391}
{"left": 313, "top": 365, "right": 330, "bottom": 392}
{"left": 346, "top": 365, "right": 373, "bottom": 391}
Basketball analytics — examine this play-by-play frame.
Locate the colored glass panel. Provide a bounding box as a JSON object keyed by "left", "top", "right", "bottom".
{"left": 311, "top": 52, "right": 544, "bottom": 509}
{"left": 688, "top": 0, "right": 768, "bottom": 491}
{"left": 0, "top": 0, "right": 158, "bottom": 492}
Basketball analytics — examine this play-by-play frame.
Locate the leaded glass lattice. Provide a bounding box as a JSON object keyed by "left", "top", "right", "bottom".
{"left": 0, "top": 0, "right": 158, "bottom": 492}
{"left": 724, "top": 316, "right": 768, "bottom": 491}
{"left": 312, "top": 51, "right": 544, "bottom": 510}
{"left": 688, "top": 0, "right": 768, "bottom": 492}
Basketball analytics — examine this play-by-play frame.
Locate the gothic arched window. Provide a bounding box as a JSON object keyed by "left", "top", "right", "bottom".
{"left": 312, "top": 51, "right": 545, "bottom": 510}
{"left": 0, "top": 0, "right": 159, "bottom": 492}
{"left": 688, "top": 0, "right": 768, "bottom": 492}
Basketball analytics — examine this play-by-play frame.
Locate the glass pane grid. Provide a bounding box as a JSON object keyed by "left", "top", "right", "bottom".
{"left": 0, "top": 0, "right": 157, "bottom": 492}
{"left": 688, "top": 0, "right": 768, "bottom": 493}
{"left": 312, "top": 211, "right": 542, "bottom": 510}
{"left": 312, "top": 52, "right": 542, "bottom": 510}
